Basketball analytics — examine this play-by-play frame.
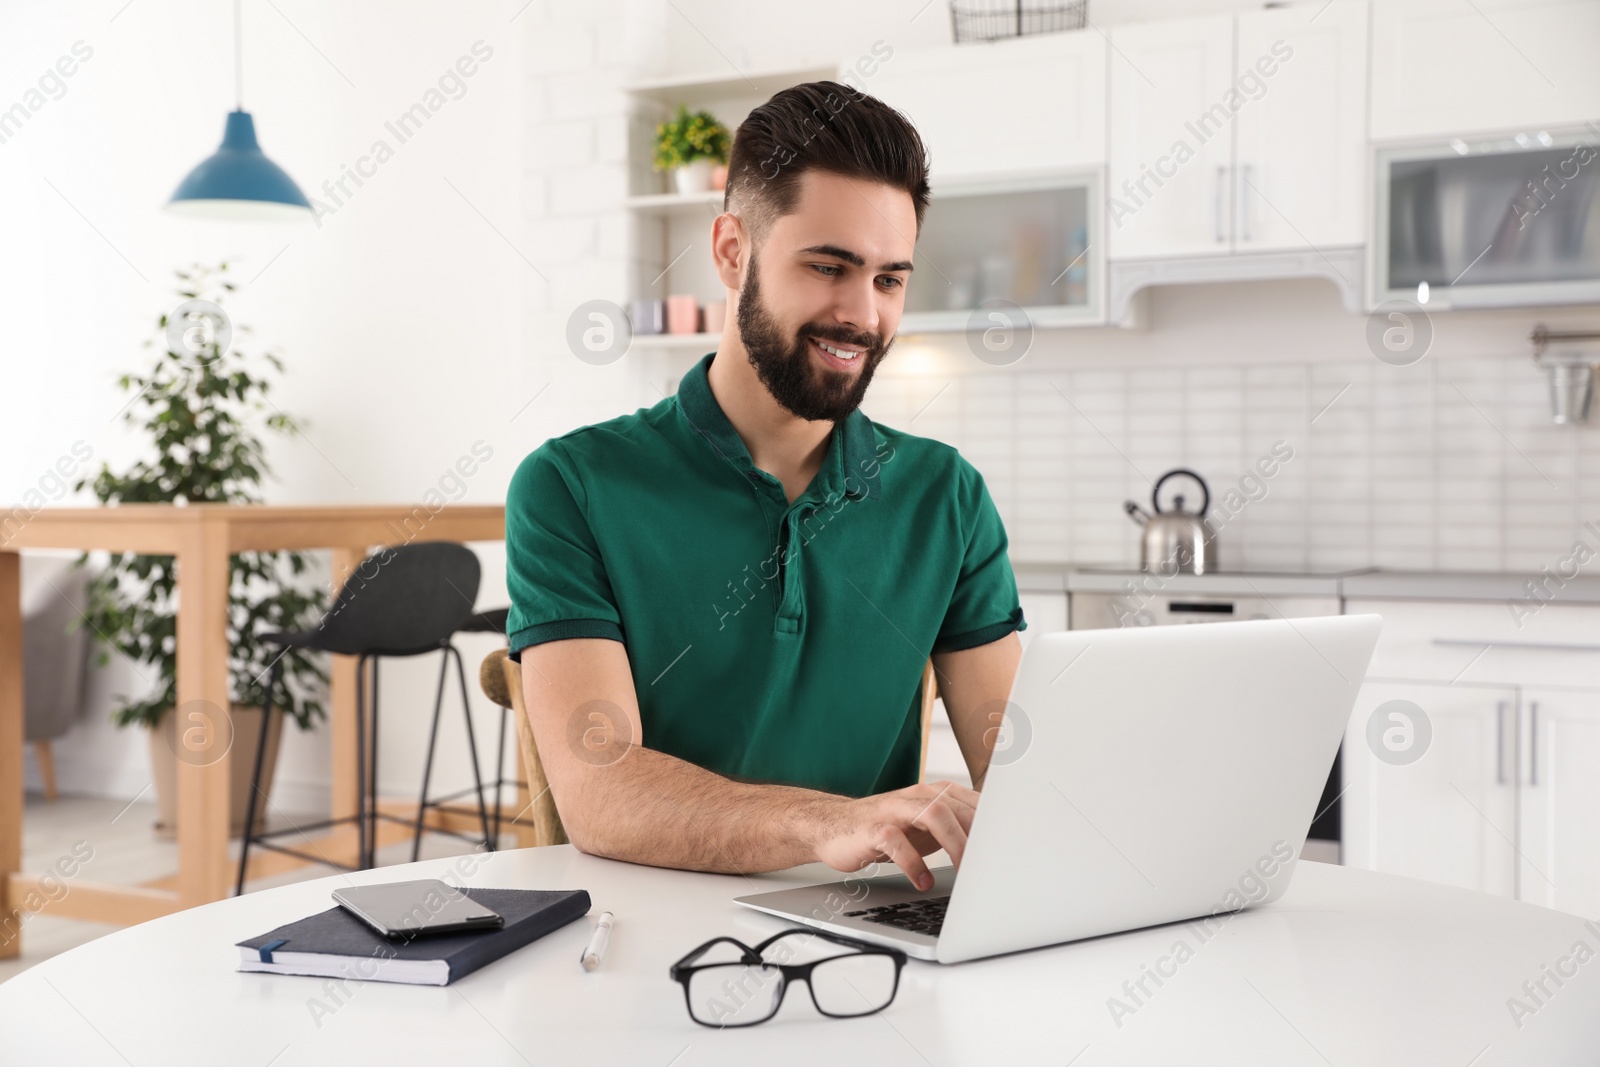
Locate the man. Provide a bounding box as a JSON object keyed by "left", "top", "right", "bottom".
{"left": 506, "top": 81, "right": 1025, "bottom": 893}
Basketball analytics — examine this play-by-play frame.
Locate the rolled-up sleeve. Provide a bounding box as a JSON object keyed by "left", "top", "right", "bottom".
{"left": 933, "top": 459, "right": 1027, "bottom": 653}
{"left": 505, "top": 441, "right": 624, "bottom": 662}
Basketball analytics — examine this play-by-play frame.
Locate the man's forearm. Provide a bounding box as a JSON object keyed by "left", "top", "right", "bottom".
{"left": 520, "top": 639, "right": 981, "bottom": 888}
{"left": 561, "top": 745, "right": 848, "bottom": 874}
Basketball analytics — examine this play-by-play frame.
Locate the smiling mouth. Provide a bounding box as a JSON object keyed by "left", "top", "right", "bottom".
{"left": 809, "top": 336, "right": 867, "bottom": 365}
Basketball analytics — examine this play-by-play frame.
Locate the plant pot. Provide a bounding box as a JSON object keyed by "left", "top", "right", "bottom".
{"left": 148, "top": 703, "right": 285, "bottom": 839}
{"left": 673, "top": 159, "right": 714, "bottom": 195}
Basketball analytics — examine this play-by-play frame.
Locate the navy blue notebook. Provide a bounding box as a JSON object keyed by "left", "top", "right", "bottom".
{"left": 237, "top": 887, "right": 591, "bottom": 986}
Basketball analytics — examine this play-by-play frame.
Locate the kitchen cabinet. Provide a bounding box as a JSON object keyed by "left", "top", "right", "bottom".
{"left": 1519, "top": 689, "right": 1600, "bottom": 918}
{"left": 1343, "top": 598, "right": 1600, "bottom": 914}
{"left": 1369, "top": 0, "right": 1600, "bottom": 142}
{"left": 1107, "top": 1, "right": 1369, "bottom": 259}
{"left": 862, "top": 32, "right": 1107, "bottom": 184}
{"left": 1018, "top": 591, "right": 1068, "bottom": 650}
{"left": 1106, "top": 13, "right": 1235, "bottom": 259}
{"left": 1342, "top": 681, "right": 1518, "bottom": 899}
{"left": 1234, "top": 1, "right": 1368, "bottom": 252}
{"left": 1347, "top": 598, "right": 1600, "bottom": 690}
{"left": 899, "top": 174, "right": 1102, "bottom": 331}
{"left": 1373, "top": 131, "right": 1600, "bottom": 310}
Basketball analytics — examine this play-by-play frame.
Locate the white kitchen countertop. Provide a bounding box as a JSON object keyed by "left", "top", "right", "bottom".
{"left": 1011, "top": 563, "right": 1600, "bottom": 605}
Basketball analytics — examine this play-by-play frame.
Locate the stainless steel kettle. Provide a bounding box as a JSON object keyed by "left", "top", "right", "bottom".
{"left": 1123, "top": 468, "right": 1217, "bottom": 575}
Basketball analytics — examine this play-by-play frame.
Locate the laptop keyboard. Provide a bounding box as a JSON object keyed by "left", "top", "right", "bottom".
{"left": 843, "top": 895, "right": 950, "bottom": 936}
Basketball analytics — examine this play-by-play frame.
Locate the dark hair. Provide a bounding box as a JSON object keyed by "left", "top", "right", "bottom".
{"left": 723, "top": 80, "right": 931, "bottom": 247}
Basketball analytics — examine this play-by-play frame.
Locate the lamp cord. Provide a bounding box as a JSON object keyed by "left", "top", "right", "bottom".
{"left": 234, "top": 0, "right": 243, "bottom": 109}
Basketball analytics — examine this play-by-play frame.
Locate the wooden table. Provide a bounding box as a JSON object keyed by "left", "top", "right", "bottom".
{"left": 0, "top": 504, "right": 506, "bottom": 957}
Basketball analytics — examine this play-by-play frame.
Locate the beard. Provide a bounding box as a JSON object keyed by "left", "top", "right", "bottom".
{"left": 735, "top": 249, "right": 892, "bottom": 422}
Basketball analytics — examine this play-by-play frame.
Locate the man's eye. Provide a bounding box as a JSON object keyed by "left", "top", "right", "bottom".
{"left": 878, "top": 276, "right": 904, "bottom": 289}
{"left": 811, "top": 264, "right": 841, "bottom": 277}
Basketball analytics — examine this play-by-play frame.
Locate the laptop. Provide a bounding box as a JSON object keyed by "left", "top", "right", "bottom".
{"left": 734, "top": 614, "right": 1381, "bottom": 964}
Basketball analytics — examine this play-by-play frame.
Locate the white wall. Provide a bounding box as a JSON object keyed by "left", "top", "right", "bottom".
{"left": 1, "top": 0, "right": 530, "bottom": 809}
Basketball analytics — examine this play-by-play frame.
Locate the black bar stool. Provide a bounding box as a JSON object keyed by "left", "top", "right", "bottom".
{"left": 235, "top": 541, "right": 494, "bottom": 895}
{"left": 413, "top": 607, "right": 526, "bottom": 859}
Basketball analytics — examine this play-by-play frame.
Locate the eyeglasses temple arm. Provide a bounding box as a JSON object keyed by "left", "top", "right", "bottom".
{"left": 669, "top": 936, "right": 762, "bottom": 977}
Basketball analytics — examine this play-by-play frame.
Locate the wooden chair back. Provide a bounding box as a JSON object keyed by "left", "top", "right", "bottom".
{"left": 479, "top": 648, "right": 567, "bottom": 847}
{"left": 918, "top": 660, "right": 937, "bottom": 782}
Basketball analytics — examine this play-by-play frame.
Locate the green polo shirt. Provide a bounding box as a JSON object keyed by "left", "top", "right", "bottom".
{"left": 505, "top": 353, "right": 1025, "bottom": 798}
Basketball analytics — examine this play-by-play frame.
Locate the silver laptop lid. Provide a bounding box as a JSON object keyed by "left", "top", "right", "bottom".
{"left": 935, "top": 614, "right": 1380, "bottom": 963}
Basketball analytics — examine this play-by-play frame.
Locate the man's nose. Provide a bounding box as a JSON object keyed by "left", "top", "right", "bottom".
{"left": 829, "top": 279, "right": 880, "bottom": 341}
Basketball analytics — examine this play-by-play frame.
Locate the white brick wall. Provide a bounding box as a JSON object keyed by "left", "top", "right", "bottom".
{"left": 518, "top": 0, "right": 655, "bottom": 438}
{"left": 864, "top": 353, "right": 1600, "bottom": 574}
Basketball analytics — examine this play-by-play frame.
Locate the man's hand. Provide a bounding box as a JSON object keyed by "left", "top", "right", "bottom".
{"left": 809, "top": 780, "right": 981, "bottom": 892}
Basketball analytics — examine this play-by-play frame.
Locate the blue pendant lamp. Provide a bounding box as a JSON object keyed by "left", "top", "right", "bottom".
{"left": 167, "top": 0, "right": 310, "bottom": 220}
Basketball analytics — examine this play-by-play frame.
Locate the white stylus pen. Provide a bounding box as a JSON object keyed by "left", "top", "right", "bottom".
{"left": 580, "top": 911, "right": 614, "bottom": 971}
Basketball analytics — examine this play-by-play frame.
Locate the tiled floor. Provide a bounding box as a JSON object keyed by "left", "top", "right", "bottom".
{"left": 0, "top": 792, "right": 494, "bottom": 986}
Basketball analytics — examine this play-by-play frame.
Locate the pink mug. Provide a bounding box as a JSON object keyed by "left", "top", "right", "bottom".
{"left": 666, "top": 294, "right": 700, "bottom": 335}
{"left": 702, "top": 300, "right": 727, "bottom": 334}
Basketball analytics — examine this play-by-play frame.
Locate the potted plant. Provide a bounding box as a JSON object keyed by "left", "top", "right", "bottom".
{"left": 653, "top": 104, "right": 731, "bottom": 195}
{"left": 74, "top": 263, "right": 328, "bottom": 837}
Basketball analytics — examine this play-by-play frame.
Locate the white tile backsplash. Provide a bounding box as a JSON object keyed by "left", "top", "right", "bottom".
{"left": 862, "top": 356, "right": 1600, "bottom": 573}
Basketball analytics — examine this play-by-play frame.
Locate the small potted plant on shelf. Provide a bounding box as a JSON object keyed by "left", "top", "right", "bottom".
{"left": 74, "top": 262, "right": 328, "bottom": 837}
{"left": 653, "top": 104, "right": 731, "bottom": 195}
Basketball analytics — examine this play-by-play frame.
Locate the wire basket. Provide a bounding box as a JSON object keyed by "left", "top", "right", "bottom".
{"left": 950, "top": 0, "right": 1087, "bottom": 43}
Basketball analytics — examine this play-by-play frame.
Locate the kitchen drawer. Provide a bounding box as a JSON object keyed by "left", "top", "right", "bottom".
{"left": 1347, "top": 598, "right": 1600, "bottom": 689}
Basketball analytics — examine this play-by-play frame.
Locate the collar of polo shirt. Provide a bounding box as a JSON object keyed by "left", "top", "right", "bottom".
{"left": 674, "top": 353, "right": 882, "bottom": 503}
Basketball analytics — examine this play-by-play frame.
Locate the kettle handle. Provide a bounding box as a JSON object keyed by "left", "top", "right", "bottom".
{"left": 1151, "top": 468, "right": 1211, "bottom": 517}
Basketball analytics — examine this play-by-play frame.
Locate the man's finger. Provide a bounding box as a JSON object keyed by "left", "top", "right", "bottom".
{"left": 907, "top": 797, "right": 968, "bottom": 869}
{"left": 938, "top": 788, "right": 980, "bottom": 830}
{"left": 874, "top": 825, "right": 934, "bottom": 891}
{"left": 912, "top": 781, "right": 979, "bottom": 832}
{"left": 918, "top": 779, "right": 981, "bottom": 811}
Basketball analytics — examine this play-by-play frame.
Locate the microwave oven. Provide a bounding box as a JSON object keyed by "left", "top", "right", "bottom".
{"left": 1374, "top": 126, "right": 1600, "bottom": 309}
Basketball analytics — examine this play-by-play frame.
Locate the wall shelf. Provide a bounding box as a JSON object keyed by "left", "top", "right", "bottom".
{"left": 623, "top": 191, "right": 724, "bottom": 216}
{"left": 630, "top": 332, "right": 719, "bottom": 350}
{"left": 623, "top": 65, "right": 836, "bottom": 105}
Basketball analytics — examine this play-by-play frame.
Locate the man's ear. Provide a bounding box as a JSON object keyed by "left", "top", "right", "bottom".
{"left": 711, "top": 212, "right": 748, "bottom": 292}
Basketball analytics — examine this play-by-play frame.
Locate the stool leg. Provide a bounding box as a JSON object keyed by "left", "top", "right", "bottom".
{"left": 235, "top": 657, "right": 282, "bottom": 896}
{"left": 354, "top": 654, "right": 368, "bottom": 871}
{"left": 31, "top": 741, "right": 57, "bottom": 801}
{"left": 411, "top": 647, "right": 453, "bottom": 862}
{"left": 368, "top": 656, "right": 381, "bottom": 869}
{"left": 451, "top": 644, "right": 494, "bottom": 852}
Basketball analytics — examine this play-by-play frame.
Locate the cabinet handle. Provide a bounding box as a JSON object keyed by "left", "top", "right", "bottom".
{"left": 1496, "top": 701, "right": 1507, "bottom": 785}
{"left": 1239, "top": 164, "right": 1252, "bottom": 242}
{"left": 1530, "top": 701, "right": 1540, "bottom": 787}
{"left": 1215, "top": 167, "right": 1228, "bottom": 243}
{"left": 1432, "top": 638, "right": 1600, "bottom": 653}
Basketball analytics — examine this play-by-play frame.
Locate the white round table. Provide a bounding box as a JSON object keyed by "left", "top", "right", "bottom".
{"left": 2, "top": 847, "right": 1596, "bottom": 1065}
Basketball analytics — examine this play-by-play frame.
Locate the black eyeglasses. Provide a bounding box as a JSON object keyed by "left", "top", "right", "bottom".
{"left": 669, "top": 927, "right": 907, "bottom": 1028}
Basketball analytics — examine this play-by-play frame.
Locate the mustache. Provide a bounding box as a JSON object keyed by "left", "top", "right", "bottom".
{"left": 800, "top": 325, "right": 882, "bottom": 352}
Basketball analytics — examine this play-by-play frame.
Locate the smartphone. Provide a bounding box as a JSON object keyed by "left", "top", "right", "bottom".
{"left": 333, "top": 879, "right": 504, "bottom": 939}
